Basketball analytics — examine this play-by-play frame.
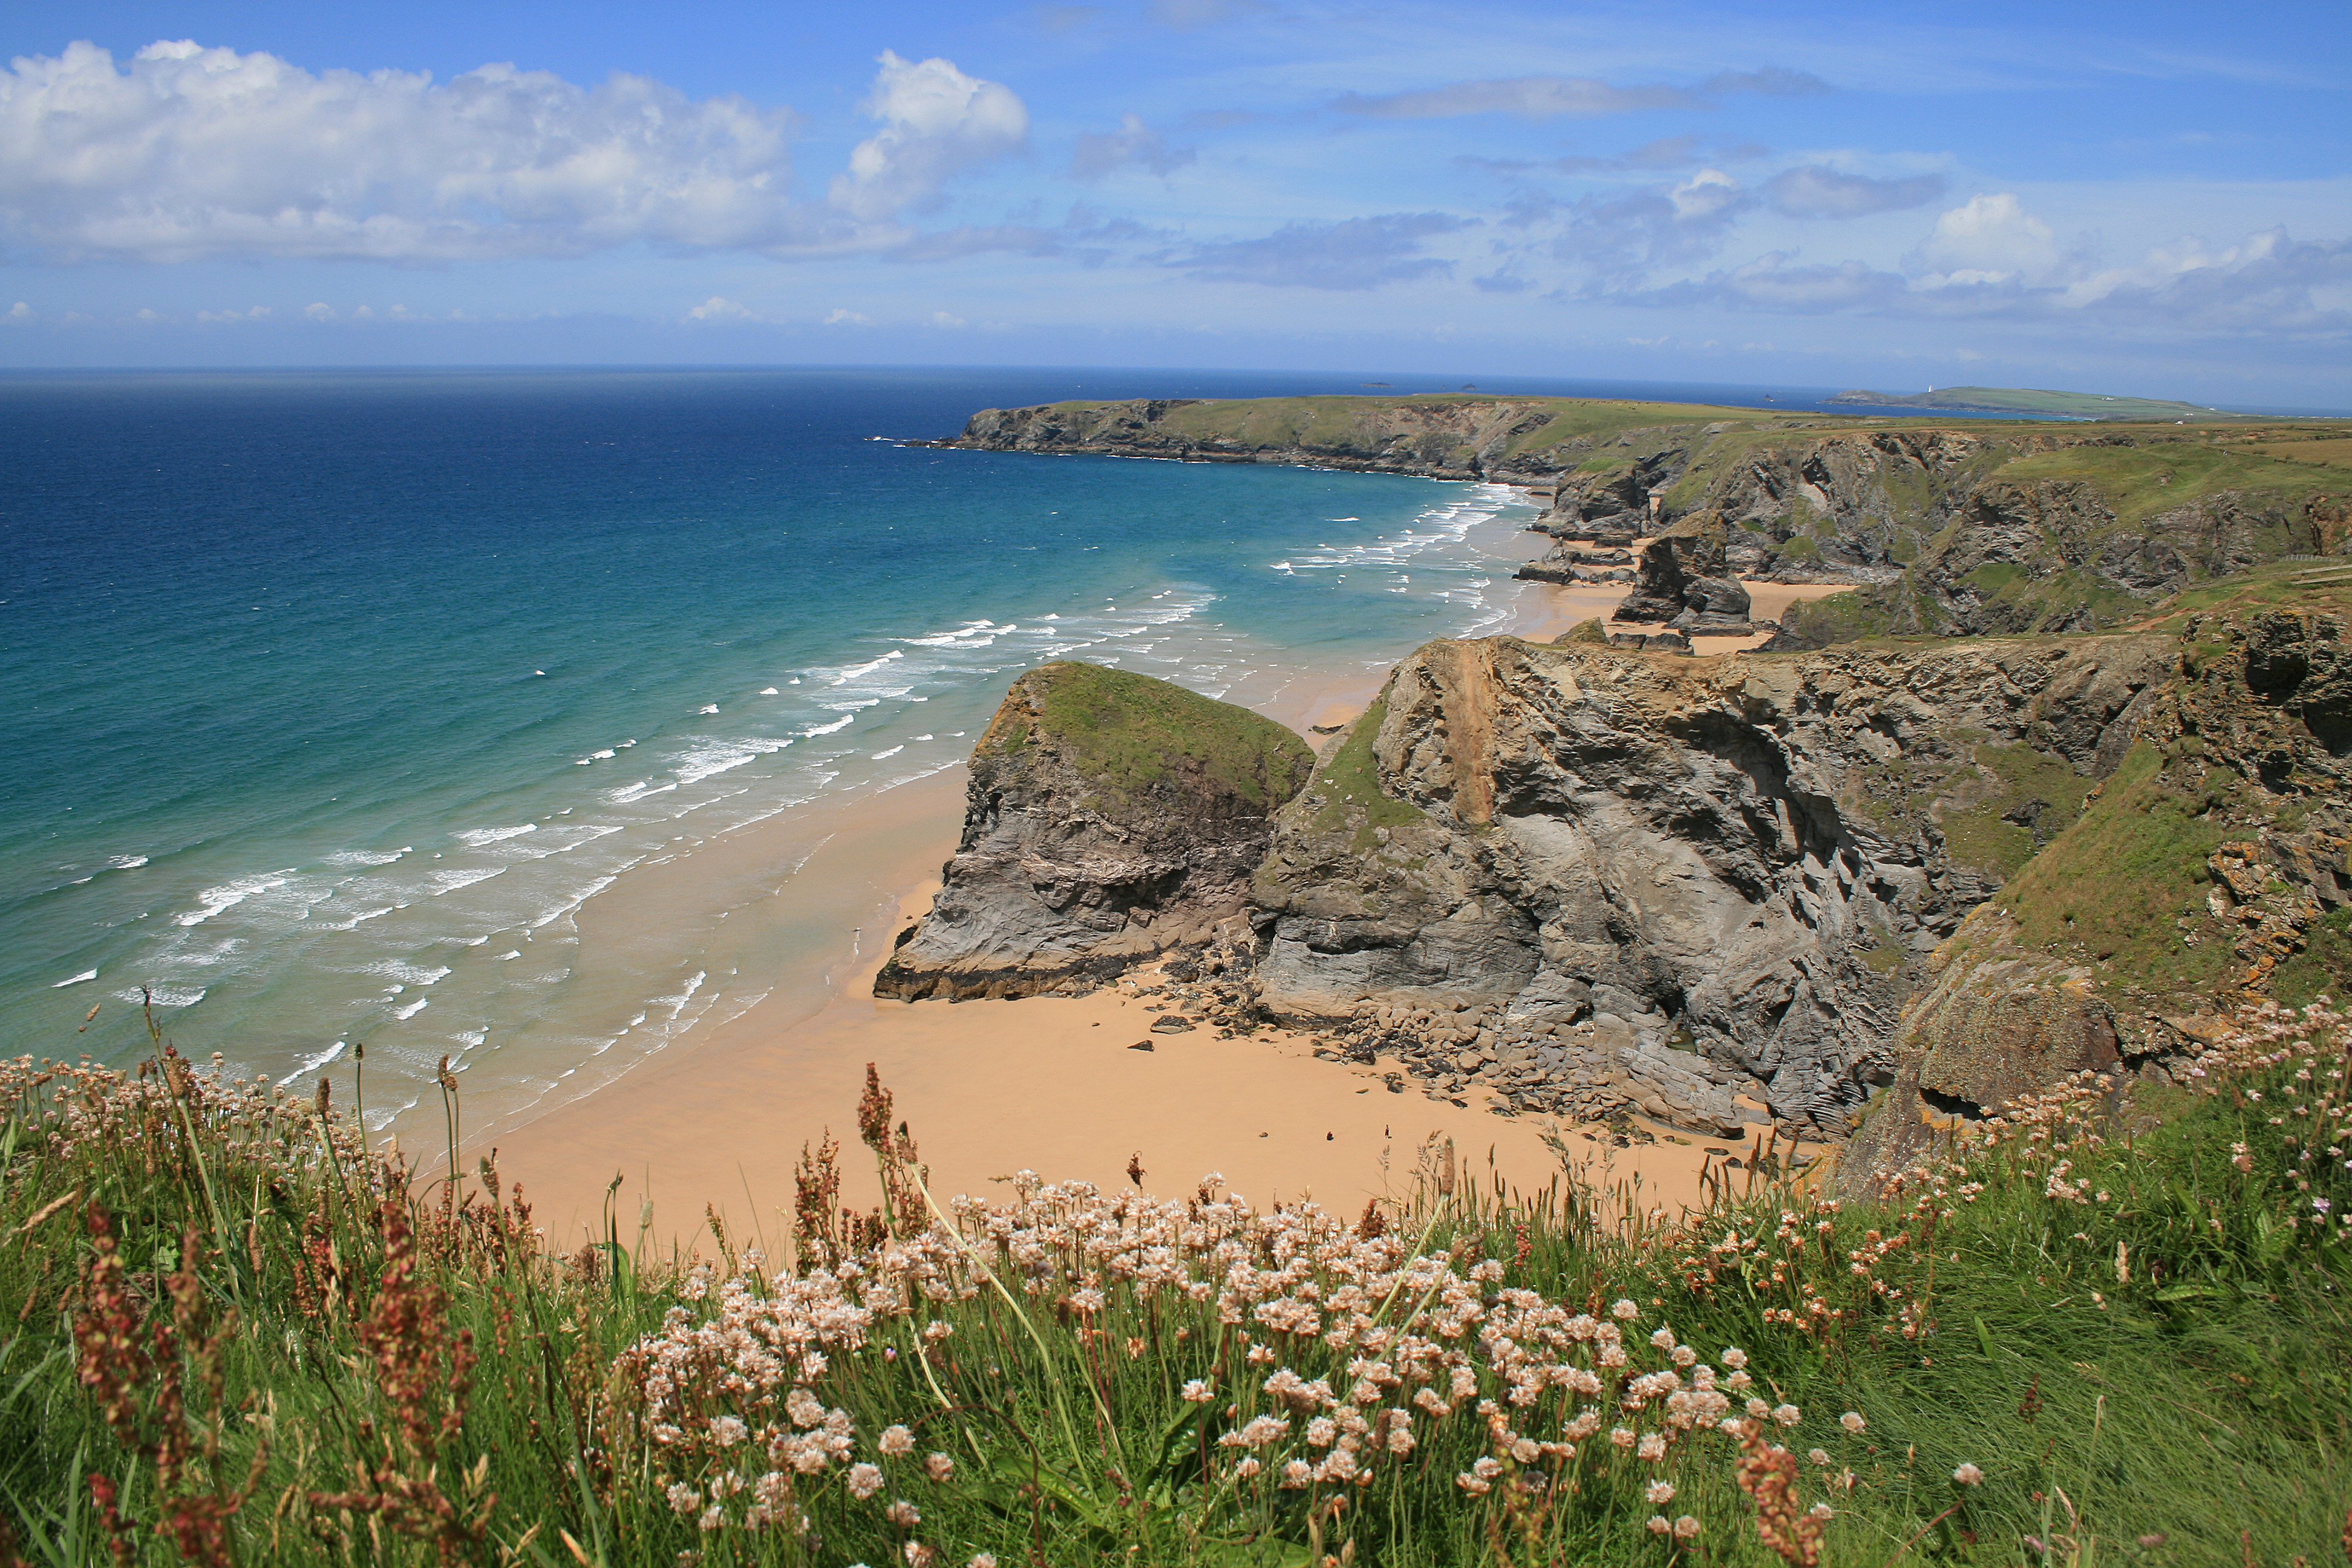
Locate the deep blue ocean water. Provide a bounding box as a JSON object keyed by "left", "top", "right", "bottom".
{"left": 0, "top": 364, "right": 2019, "bottom": 1129}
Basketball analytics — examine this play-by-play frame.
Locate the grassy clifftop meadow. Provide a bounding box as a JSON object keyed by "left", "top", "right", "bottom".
{"left": 1, "top": 1013, "right": 2347, "bottom": 1565}
{"left": 8, "top": 385, "right": 2352, "bottom": 1564}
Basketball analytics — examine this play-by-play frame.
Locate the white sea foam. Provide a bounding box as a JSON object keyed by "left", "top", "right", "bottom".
{"left": 312, "top": 904, "right": 397, "bottom": 931}
{"left": 390, "top": 996, "right": 430, "bottom": 1021}
{"left": 324, "top": 849, "right": 407, "bottom": 867}
{"left": 531, "top": 873, "right": 618, "bottom": 929}
{"left": 671, "top": 736, "right": 795, "bottom": 788}
{"left": 360, "top": 960, "right": 452, "bottom": 986}
{"left": 832, "top": 650, "right": 905, "bottom": 682}
{"left": 176, "top": 871, "right": 294, "bottom": 927}
{"left": 276, "top": 1040, "right": 347, "bottom": 1087}
{"left": 53, "top": 969, "right": 98, "bottom": 987}
{"left": 114, "top": 984, "right": 205, "bottom": 1007}
{"left": 871, "top": 745, "right": 903, "bottom": 759}
{"left": 803, "top": 713, "right": 856, "bottom": 736}
{"left": 106, "top": 854, "right": 149, "bottom": 869}
{"left": 453, "top": 823, "right": 537, "bottom": 847}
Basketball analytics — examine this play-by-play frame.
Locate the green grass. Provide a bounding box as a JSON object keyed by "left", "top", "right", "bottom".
{"left": 2276, "top": 907, "right": 2352, "bottom": 1008}
{"left": 1936, "top": 742, "right": 2097, "bottom": 879}
{"left": 1996, "top": 742, "right": 2236, "bottom": 995}
{"left": 4, "top": 1007, "right": 2349, "bottom": 1566}
{"left": 1304, "top": 691, "right": 1429, "bottom": 851}
{"left": 984, "top": 661, "right": 1314, "bottom": 817}
{"left": 1994, "top": 442, "right": 2337, "bottom": 532}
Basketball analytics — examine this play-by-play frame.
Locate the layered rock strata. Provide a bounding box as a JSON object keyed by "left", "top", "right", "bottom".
{"left": 1247, "top": 633, "right": 2183, "bottom": 1132}
{"left": 876, "top": 662, "right": 1314, "bottom": 1001}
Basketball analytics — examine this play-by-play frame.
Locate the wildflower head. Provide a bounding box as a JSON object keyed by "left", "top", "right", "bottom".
{"left": 1840, "top": 1411, "right": 1866, "bottom": 1433}
{"left": 1953, "top": 1463, "right": 1984, "bottom": 1486}
{"left": 879, "top": 1425, "right": 915, "bottom": 1457}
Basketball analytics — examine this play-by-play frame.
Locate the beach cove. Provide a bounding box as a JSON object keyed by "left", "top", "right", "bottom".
{"left": 490, "top": 564, "right": 1850, "bottom": 1250}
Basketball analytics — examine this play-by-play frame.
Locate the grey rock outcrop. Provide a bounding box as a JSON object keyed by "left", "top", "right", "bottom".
{"left": 1610, "top": 531, "right": 1753, "bottom": 627}
{"left": 1248, "top": 633, "right": 2178, "bottom": 1132}
{"left": 877, "top": 662, "right": 1314, "bottom": 1001}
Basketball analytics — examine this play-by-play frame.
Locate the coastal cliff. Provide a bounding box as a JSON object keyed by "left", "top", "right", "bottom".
{"left": 875, "top": 661, "right": 1313, "bottom": 1001}
{"left": 1245, "top": 578, "right": 2352, "bottom": 1139}
{"left": 935, "top": 395, "right": 2348, "bottom": 636}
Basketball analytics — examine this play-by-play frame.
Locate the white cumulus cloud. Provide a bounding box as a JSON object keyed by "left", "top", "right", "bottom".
{"left": 1909, "top": 193, "right": 2063, "bottom": 286}
{"left": 830, "top": 52, "right": 1029, "bottom": 224}
{"left": 0, "top": 40, "right": 1030, "bottom": 264}
{"left": 684, "top": 296, "right": 762, "bottom": 322}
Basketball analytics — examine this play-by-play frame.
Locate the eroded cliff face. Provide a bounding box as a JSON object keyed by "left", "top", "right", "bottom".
{"left": 1247, "top": 633, "right": 2182, "bottom": 1132}
{"left": 939, "top": 397, "right": 2347, "bottom": 639}
{"left": 1834, "top": 603, "right": 2352, "bottom": 1190}
{"left": 877, "top": 662, "right": 1314, "bottom": 1001}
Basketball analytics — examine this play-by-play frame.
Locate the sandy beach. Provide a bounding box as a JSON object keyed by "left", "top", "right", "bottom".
{"left": 485, "top": 566, "right": 1838, "bottom": 1253}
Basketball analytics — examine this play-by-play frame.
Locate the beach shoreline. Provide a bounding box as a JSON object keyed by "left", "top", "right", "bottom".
{"left": 480, "top": 559, "right": 1842, "bottom": 1253}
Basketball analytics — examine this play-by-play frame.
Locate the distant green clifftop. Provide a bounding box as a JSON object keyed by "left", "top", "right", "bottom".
{"left": 1824, "top": 385, "right": 2223, "bottom": 420}
{"left": 937, "top": 393, "right": 2350, "bottom": 642}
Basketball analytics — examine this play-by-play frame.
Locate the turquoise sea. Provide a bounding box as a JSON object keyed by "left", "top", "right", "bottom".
{"left": 0, "top": 365, "right": 1882, "bottom": 1135}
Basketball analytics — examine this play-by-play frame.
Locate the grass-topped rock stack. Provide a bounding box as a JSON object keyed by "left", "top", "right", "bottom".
{"left": 876, "top": 661, "right": 1315, "bottom": 1001}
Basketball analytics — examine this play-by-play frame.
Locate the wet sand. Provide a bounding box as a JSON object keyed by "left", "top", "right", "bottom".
{"left": 485, "top": 565, "right": 1829, "bottom": 1252}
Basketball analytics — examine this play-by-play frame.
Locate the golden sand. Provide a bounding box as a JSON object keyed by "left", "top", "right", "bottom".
{"left": 486, "top": 574, "right": 1823, "bottom": 1253}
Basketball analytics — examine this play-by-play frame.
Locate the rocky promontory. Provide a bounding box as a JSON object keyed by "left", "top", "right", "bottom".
{"left": 875, "top": 662, "right": 1314, "bottom": 1001}
{"left": 930, "top": 394, "right": 2348, "bottom": 640}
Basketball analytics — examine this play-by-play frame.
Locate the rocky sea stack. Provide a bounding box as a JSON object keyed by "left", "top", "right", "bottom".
{"left": 875, "top": 661, "right": 1315, "bottom": 1001}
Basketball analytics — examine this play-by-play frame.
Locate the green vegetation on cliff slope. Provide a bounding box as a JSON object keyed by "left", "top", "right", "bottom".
{"left": 1996, "top": 439, "right": 2339, "bottom": 529}
{"left": 1304, "top": 690, "right": 1429, "bottom": 851}
{"left": 5, "top": 1014, "right": 2347, "bottom": 1564}
{"left": 1996, "top": 739, "right": 2239, "bottom": 995}
{"left": 984, "top": 661, "right": 1314, "bottom": 815}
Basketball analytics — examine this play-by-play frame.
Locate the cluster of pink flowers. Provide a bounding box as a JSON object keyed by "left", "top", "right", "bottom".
{"left": 616, "top": 1170, "right": 1835, "bottom": 1553}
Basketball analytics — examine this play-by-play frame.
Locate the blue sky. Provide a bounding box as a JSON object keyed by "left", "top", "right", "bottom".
{"left": 1, "top": 1, "right": 2345, "bottom": 402}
